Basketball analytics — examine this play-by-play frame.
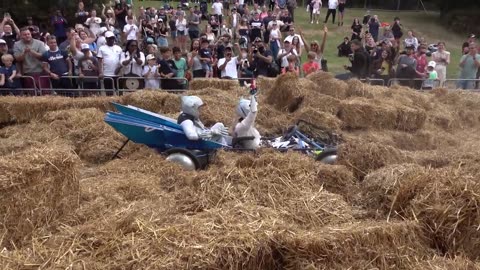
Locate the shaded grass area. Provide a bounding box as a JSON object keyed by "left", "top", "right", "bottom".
{"left": 135, "top": 1, "right": 465, "bottom": 78}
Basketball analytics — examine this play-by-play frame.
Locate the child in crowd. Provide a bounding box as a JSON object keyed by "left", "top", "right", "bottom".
{"left": 302, "top": 52, "right": 320, "bottom": 75}
{"left": 142, "top": 54, "right": 160, "bottom": 89}
{"left": 123, "top": 16, "right": 139, "bottom": 41}
{"left": 0, "top": 54, "right": 20, "bottom": 92}
{"left": 199, "top": 39, "right": 213, "bottom": 78}
{"left": 282, "top": 54, "right": 299, "bottom": 75}
{"left": 422, "top": 61, "right": 438, "bottom": 90}
{"left": 78, "top": 44, "right": 100, "bottom": 91}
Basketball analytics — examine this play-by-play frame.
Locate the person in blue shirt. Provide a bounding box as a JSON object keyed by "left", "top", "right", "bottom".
{"left": 51, "top": 10, "right": 68, "bottom": 45}
{"left": 0, "top": 53, "right": 20, "bottom": 94}
{"left": 42, "top": 35, "right": 72, "bottom": 92}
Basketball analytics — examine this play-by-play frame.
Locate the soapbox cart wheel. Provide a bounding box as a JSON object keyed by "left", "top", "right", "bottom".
{"left": 164, "top": 148, "right": 210, "bottom": 171}
{"left": 315, "top": 148, "right": 338, "bottom": 165}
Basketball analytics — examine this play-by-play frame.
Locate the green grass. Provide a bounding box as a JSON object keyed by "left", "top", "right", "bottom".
{"left": 135, "top": 1, "right": 465, "bottom": 78}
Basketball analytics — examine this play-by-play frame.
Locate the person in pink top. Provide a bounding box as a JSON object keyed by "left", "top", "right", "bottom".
{"left": 414, "top": 44, "right": 428, "bottom": 89}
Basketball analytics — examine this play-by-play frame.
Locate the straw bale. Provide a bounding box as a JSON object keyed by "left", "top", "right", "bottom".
{"left": 390, "top": 130, "right": 438, "bottom": 151}
{"left": 430, "top": 87, "right": 449, "bottom": 97}
{"left": 315, "top": 164, "right": 359, "bottom": 202}
{"left": 121, "top": 90, "right": 181, "bottom": 114}
{"left": 184, "top": 150, "right": 355, "bottom": 227}
{"left": 345, "top": 79, "right": 387, "bottom": 98}
{"left": 361, "top": 163, "right": 432, "bottom": 218}
{"left": 411, "top": 150, "right": 452, "bottom": 169}
{"left": 315, "top": 78, "right": 349, "bottom": 100}
{"left": 337, "top": 98, "right": 398, "bottom": 130}
{"left": 276, "top": 221, "right": 433, "bottom": 270}
{"left": 384, "top": 84, "right": 433, "bottom": 111}
{"left": 337, "top": 139, "right": 409, "bottom": 180}
{"left": 0, "top": 144, "right": 79, "bottom": 248}
{"left": 41, "top": 108, "right": 124, "bottom": 163}
{"left": 256, "top": 102, "right": 295, "bottom": 135}
{"left": 196, "top": 88, "right": 239, "bottom": 126}
{"left": 256, "top": 75, "right": 276, "bottom": 93}
{"left": 265, "top": 72, "right": 305, "bottom": 112}
{"left": 301, "top": 90, "right": 341, "bottom": 115}
{"left": 0, "top": 95, "right": 120, "bottom": 124}
{"left": 409, "top": 168, "right": 480, "bottom": 259}
{"left": 427, "top": 105, "right": 459, "bottom": 130}
{"left": 295, "top": 108, "right": 342, "bottom": 131}
{"left": 409, "top": 256, "right": 480, "bottom": 270}
{"left": 395, "top": 105, "right": 427, "bottom": 131}
{"left": 189, "top": 78, "right": 239, "bottom": 90}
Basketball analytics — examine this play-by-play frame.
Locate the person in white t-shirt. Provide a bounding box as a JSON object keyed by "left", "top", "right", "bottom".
{"left": 176, "top": 13, "right": 188, "bottom": 52}
{"left": 123, "top": 16, "right": 138, "bottom": 41}
{"left": 277, "top": 40, "right": 298, "bottom": 69}
{"left": 142, "top": 54, "right": 160, "bottom": 89}
{"left": 97, "top": 31, "right": 122, "bottom": 89}
{"left": 324, "top": 0, "right": 338, "bottom": 24}
{"left": 217, "top": 45, "right": 239, "bottom": 79}
{"left": 212, "top": 0, "right": 224, "bottom": 24}
{"left": 84, "top": 9, "right": 102, "bottom": 37}
{"left": 283, "top": 27, "right": 304, "bottom": 47}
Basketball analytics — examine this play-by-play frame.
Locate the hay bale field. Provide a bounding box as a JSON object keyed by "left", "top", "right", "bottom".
{"left": 0, "top": 144, "right": 79, "bottom": 248}
{"left": 3, "top": 75, "right": 480, "bottom": 268}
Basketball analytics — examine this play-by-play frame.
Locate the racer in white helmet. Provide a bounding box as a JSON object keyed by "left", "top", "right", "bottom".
{"left": 232, "top": 81, "right": 261, "bottom": 149}
{"left": 178, "top": 96, "right": 228, "bottom": 143}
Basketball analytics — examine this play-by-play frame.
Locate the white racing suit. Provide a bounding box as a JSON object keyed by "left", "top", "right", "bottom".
{"left": 178, "top": 113, "right": 228, "bottom": 144}
{"left": 233, "top": 95, "right": 261, "bottom": 149}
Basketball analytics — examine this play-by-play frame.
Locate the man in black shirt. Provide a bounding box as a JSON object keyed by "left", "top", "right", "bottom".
{"left": 249, "top": 37, "right": 273, "bottom": 78}
{"left": 279, "top": 9, "right": 293, "bottom": 32}
{"left": 262, "top": 11, "right": 275, "bottom": 44}
{"left": 158, "top": 47, "right": 179, "bottom": 90}
{"left": 336, "top": 39, "right": 369, "bottom": 80}
{"left": 249, "top": 13, "right": 263, "bottom": 42}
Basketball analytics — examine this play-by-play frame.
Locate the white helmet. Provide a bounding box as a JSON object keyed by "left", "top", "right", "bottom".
{"left": 181, "top": 96, "right": 203, "bottom": 119}
{"left": 236, "top": 98, "right": 251, "bottom": 119}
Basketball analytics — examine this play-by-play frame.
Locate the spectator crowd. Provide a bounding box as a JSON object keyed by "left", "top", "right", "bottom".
{"left": 0, "top": 0, "right": 478, "bottom": 95}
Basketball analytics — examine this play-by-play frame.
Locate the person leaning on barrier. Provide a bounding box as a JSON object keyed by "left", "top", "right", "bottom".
{"left": 458, "top": 43, "right": 480, "bottom": 90}
{"left": 41, "top": 35, "right": 72, "bottom": 92}
{"left": 394, "top": 44, "right": 417, "bottom": 87}
{"left": 97, "top": 31, "right": 122, "bottom": 90}
{"left": 78, "top": 44, "right": 100, "bottom": 90}
{"left": 142, "top": 54, "right": 160, "bottom": 89}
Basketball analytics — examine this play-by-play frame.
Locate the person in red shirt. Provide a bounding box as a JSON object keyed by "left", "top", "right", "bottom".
{"left": 302, "top": 52, "right": 320, "bottom": 75}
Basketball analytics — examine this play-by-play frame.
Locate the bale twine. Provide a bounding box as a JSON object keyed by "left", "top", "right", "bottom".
{"left": 189, "top": 78, "right": 239, "bottom": 91}
{"left": 0, "top": 144, "right": 79, "bottom": 248}
{"left": 337, "top": 98, "right": 397, "bottom": 130}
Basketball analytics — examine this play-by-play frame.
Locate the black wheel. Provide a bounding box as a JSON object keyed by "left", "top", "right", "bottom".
{"left": 165, "top": 148, "right": 201, "bottom": 171}
{"left": 315, "top": 148, "right": 338, "bottom": 165}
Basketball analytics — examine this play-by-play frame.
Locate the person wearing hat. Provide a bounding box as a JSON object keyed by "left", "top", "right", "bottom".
{"left": 217, "top": 44, "right": 240, "bottom": 79}
{"left": 249, "top": 37, "right": 274, "bottom": 78}
{"left": 142, "top": 54, "right": 160, "bottom": 89}
{"left": 156, "top": 18, "right": 169, "bottom": 47}
{"left": 41, "top": 35, "right": 72, "bottom": 91}
{"left": 78, "top": 43, "right": 100, "bottom": 91}
{"left": 422, "top": 61, "right": 438, "bottom": 90}
{"left": 395, "top": 44, "right": 417, "bottom": 87}
{"left": 97, "top": 31, "right": 122, "bottom": 90}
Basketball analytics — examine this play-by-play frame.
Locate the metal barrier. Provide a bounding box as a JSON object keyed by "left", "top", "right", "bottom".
{"left": 0, "top": 76, "right": 38, "bottom": 96}
{"left": 39, "top": 76, "right": 116, "bottom": 96}
{"left": 359, "top": 78, "right": 386, "bottom": 86}
{"left": 443, "top": 79, "right": 480, "bottom": 91}
{"left": 116, "top": 76, "right": 189, "bottom": 93}
{"left": 388, "top": 78, "right": 442, "bottom": 91}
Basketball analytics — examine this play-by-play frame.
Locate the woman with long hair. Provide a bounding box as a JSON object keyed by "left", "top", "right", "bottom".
{"left": 205, "top": 25, "right": 216, "bottom": 44}
{"left": 351, "top": 18, "right": 362, "bottom": 41}
{"left": 431, "top": 41, "right": 450, "bottom": 84}
{"left": 291, "top": 35, "right": 302, "bottom": 59}
{"left": 370, "top": 49, "right": 393, "bottom": 85}
{"left": 301, "top": 25, "right": 328, "bottom": 70}
{"left": 187, "top": 39, "right": 206, "bottom": 78}
{"left": 155, "top": 19, "right": 169, "bottom": 48}
{"left": 176, "top": 13, "right": 188, "bottom": 52}
{"left": 237, "top": 18, "right": 250, "bottom": 48}
{"left": 269, "top": 22, "right": 282, "bottom": 59}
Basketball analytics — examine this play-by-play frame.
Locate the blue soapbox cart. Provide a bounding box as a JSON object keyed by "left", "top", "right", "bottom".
{"left": 105, "top": 103, "right": 338, "bottom": 170}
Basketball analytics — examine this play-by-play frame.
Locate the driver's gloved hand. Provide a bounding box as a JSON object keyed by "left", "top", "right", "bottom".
{"left": 198, "top": 130, "right": 213, "bottom": 139}
{"left": 211, "top": 126, "right": 229, "bottom": 136}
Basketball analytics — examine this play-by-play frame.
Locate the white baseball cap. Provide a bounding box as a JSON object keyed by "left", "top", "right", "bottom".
{"left": 99, "top": 27, "right": 108, "bottom": 34}
{"left": 0, "top": 39, "right": 6, "bottom": 44}
{"left": 427, "top": 61, "right": 436, "bottom": 68}
{"left": 146, "top": 54, "right": 156, "bottom": 61}
{"left": 80, "top": 43, "right": 90, "bottom": 51}
{"left": 105, "top": 31, "right": 115, "bottom": 38}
